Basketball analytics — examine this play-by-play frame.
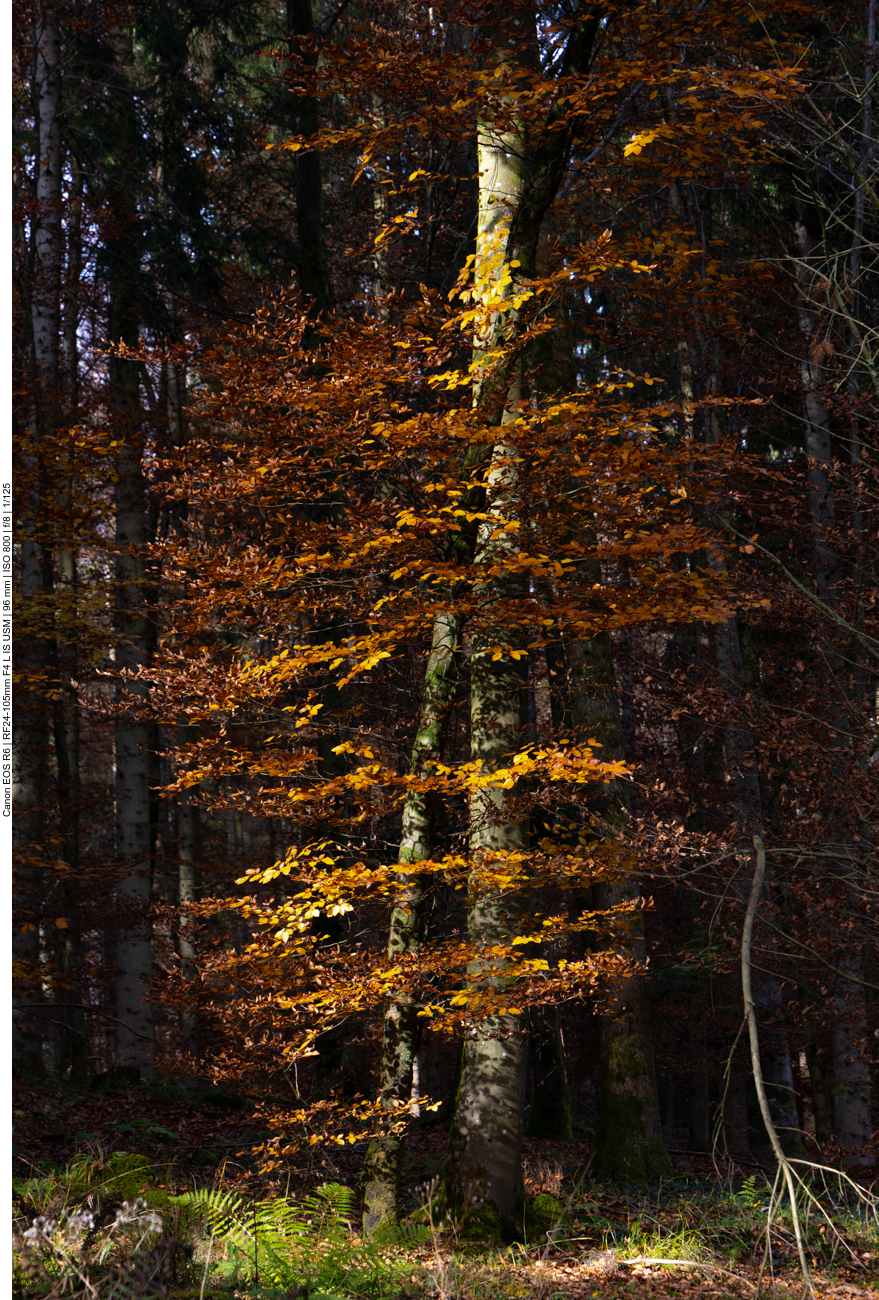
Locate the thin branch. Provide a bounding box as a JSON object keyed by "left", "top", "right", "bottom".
{"left": 723, "top": 522, "right": 879, "bottom": 661}
{"left": 18, "top": 1003, "right": 155, "bottom": 1042}
{"left": 742, "top": 836, "right": 814, "bottom": 1298}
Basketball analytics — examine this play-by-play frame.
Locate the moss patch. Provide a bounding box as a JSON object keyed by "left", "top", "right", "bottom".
{"left": 458, "top": 1196, "right": 506, "bottom": 1245}
{"left": 525, "top": 1192, "right": 573, "bottom": 1243}
{"left": 594, "top": 1090, "right": 671, "bottom": 1183}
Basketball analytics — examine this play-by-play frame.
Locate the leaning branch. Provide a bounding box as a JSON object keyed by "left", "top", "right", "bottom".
{"left": 724, "top": 522, "right": 879, "bottom": 662}
{"left": 742, "top": 837, "right": 814, "bottom": 1298}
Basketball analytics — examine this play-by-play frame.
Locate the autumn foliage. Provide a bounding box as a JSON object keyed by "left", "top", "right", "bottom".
{"left": 12, "top": 0, "right": 878, "bottom": 1210}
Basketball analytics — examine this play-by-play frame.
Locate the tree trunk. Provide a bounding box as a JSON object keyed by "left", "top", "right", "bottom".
{"left": 688, "top": 981, "right": 710, "bottom": 1152}
{"left": 107, "top": 28, "right": 155, "bottom": 1075}
{"left": 565, "top": 631, "right": 669, "bottom": 1180}
{"left": 831, "top": 957, "right": 873, "bottom": 1169}
{"left": 52, "top": 609, "right": 88, "bottom": 1084}
{"left": 362, "top": 609, "right": 461, "bottom": 1232}
{"left": 445, "top": 84, "right": 531, "bottom": 1233}
{"left": 803, "top": 1037, "right": 832, "bottom": 1151}
{"left": 794, "top": 212, "right": 842, "bottom": 602}
{"left": 178, "top": 780, "right": 199, "bottom": 1052}
{"left": 52, "top": 134, "right": 87, "bottom": 1083}
{"left": 447, "top": 590, "right": 528, "bottom": 1232}
{"left": 526, "top": 1006, "right": 573, "bottom": 1139}
{"left": 791, "top": 200, "right": 873, "bottom": 1162}
{"left": 13, "top": 6, "right": 63, "bottom": 1077}
{"left": 523, "top": 642, "right": 572, "bottom": 1142}
{"left": 286, "top": 0, "right": 332, "bottom": 321}
{"left": 713, "top": 617, "right": 801, "bottom": 1154}
{"left": 445, "top": 8, "right": 603, "bottom": 1235}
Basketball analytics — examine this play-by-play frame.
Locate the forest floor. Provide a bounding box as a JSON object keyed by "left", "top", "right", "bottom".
{"left": 11, "top": 1079, "right": 878, "bottom": 1300}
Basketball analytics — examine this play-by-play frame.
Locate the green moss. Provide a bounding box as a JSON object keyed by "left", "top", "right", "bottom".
{"left": 525, "top": 1192, "right": 573, "bottom": 1242}
{"left": 417, "top": 1182, "right": 509, "bottom": 1245}
{"left": 458, "top": 1197, "right": 505, "bottom": 1244}
{"left": 594, "top": 1015, "right": 671, "bottom": 1184}
{"left": 594, "top": 1092, "right": 671, "bottom": 1183}
{"left": 362, "top": 1133, "right": 402, "bottom": 1234}
{"left": 68, "top": 1153, "right": 156, "bottom": 1201}
{"left": 607, "top": 1039, "right": 646, "bottom": 1084}
{"left": 103, "top": 1153, "right": 155, "bottom": 1199}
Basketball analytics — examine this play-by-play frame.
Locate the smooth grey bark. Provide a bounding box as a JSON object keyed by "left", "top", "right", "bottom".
{"left": 445, "top": 84, "right": 531, "bottom": 1235}
{"left": 445, "top": 9, "right": 604, "bottom": 1236}
{"left": 447, "top": 450, "right": 530, "bottom": 1234}
{"left": 107, "top": 29, "right": 156, "bottom": 1074}
{"left": 178, "top": 781, "right": 199, "bottom": 1051}
{"left": 13, "top": 7, "right": 63, "bottom": 1076}
{"left": 362, "top": 610, "right": 461, "bottom": 1232}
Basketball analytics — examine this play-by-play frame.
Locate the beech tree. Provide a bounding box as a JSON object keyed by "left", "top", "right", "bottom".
{"left": 12, "top": 0, "right": 877, "bottom": 1206}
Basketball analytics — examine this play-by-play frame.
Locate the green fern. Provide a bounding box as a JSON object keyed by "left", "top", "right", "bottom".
{"left": 171, "top": 1183, "right": 421, "bottom": 1297}
{"left": 733, "top": 1174, "right": 764, "bottom": 1210}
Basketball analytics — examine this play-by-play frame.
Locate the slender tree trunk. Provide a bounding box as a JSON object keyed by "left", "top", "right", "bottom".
{"left": 523, "top": 635, "right": 572, "bottom": 1142}
{"left": 713, "top": 618, "right": 801, "bottom": 1154}
{"left": 112, "top": 368, "right": 155, "bottom": 1073}
{"left": 178, "top": 782, "right": 199, "bottom": 1051}
{"left": 793, "top": 191, "right": 874, "bottom": 1162}
{"left": 688, "top": 981, "right": 710, "bottom": 1152}
{"left": 526, "top": 1007, "right": 572, "bottom": 1139}
{"left": 362, "top": 609, "right": 462, "bottom": 1231}
{"left": 794, "top": 213, "right": 841, "bottom": 603}
{"left": 565, "top": 631, "right": 669, "bottom": 1180}
{"left": 163, "top": 344, "right": 200, "bottom": 1052}
{"left": 13, "top": 6, "right": 63, "bottom": 1077}
{"left": 106, "top": 29, "right": 155, "bottom": 1075}
{"left": 51, "top": 134, "right": 88, "bottom": 1083}
{"left": 287, "top": 0, "right": 332, "bottom": 320}
{"left": 371, "top": 96, "right": 391, "bottom": 319}
{"left": 831, "top": 958, "right": 873, "bottom": 1169}
{"left": 802, "top": 1037, "right": 832, "bottom": 1151}
{"left": 52, "top": 602, "right": 88, "bottom": 1083}
{"left": 444, "top": 63, "right": 531, "bottom": 1234}
{"left": 447, "top": 468, "right": 529, "bottom": 1235}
